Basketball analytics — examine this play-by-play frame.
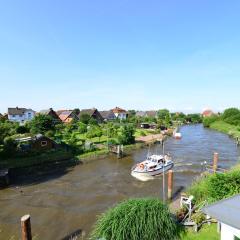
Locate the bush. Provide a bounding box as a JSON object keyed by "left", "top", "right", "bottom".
{"left": 188, "top": 169, "right": 240, "bottom": 205}
{"left": 203, "top": 116, "right": 219, "bottom": 127}
{"left": 90, "top": 198, "right": 183, "bottom": 240}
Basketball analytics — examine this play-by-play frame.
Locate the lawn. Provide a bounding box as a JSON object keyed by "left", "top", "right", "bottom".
{"left": 182, "top": 224, "right": 219, "bottom": 240}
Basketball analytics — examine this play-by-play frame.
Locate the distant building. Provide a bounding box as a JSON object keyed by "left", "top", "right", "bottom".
{"left": 79, "top": 108, "right": 103, "bottom": 123}
{"left": 58, "top": 110, "right": 79, "bottom": 123}
{"left": 202, "top": 194, "right": 240, "bottom": 240}
{"left": 15, "top": 134, "right": 57, "bottom": 152}
{"left": 136, "top": 111, "right": 148, "bottom": 118}
{"left": 99, "top": 110, "right": 116, "bottom": 121}
{"left": 112, "top": 107, "right": 128, "bottom": 120}
{"left": 146, "top": 110, "right": 157, "bottom": 118}
{"left": 39, "top": 108, "right": 60, "bottom": 121}
{"left": 202, "top": 109, "right": 214, "bottom": 118}
{"left": 8, "top": 107, "right": 35, "bottom": 124}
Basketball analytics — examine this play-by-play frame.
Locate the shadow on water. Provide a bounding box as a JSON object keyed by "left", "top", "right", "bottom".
{"left": 8, "top": 159, "right": 81, "bottom": 188}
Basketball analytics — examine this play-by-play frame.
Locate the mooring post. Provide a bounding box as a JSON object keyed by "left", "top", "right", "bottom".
{"left": 21, "top": 214, "right": 32, "bottom": 240}
{"left": 213, "top": 152, "right": 219, "bottom": 173}
{"left": 167, "top": 170, "right": 173, "bottom": 200}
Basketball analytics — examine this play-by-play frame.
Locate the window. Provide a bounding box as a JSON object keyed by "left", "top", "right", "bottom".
{"left": 41, "top": 141, "right": 48, "bottom": 147}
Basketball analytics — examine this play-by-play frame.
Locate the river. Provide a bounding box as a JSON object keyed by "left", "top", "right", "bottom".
{"left": 0, "top": 124, "right": 239, "bottom": 239}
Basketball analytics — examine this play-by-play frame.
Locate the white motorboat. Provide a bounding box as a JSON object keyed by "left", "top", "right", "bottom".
{"left": 131, "top": 154, "right": 174, "bottom": 181}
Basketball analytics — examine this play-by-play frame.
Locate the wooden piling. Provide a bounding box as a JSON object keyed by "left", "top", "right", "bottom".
{"left": 167, "top": 170, "right": 173, "bottom": 200}
{"left": 213, "top": 152, "right": 219, "bottom": 173}
{"left": 21, "top": 215, "right": 32, "bottom": 240}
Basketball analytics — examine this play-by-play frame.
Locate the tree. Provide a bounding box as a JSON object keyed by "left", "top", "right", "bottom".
{"left": 0, "top": 121, "right": 18, "bottom": 144}
{"left": 117, "top": 124, "right": 135, "bottom": 145}
{"left": 90, "top": 198, "right": 182, "bottom": 240}
{"left": 222, "top": 108, "right": 240, "bottom": 126}
{"left": 79, "top": 114, "right": 91, "bottom": 124}
{"left": 72, "top": 108, "right": 80, "bottom": 116}
{"left": 157, "top": 109, "right": 170, "bottom": 120}
{"left": 16, "top": 125, "right": 30, "bottom": 134}
{"left": 29, "top": 115, "right": 57, "bottom": 134}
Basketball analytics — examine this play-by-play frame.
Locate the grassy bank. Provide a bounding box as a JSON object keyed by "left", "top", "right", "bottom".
{"left": 183, "top": 224, "right": 219, "bottom": 240}
{"left": 209, "top": 120, "right": 240, "bottom": 139}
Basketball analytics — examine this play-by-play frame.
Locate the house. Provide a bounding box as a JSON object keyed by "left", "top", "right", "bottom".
{"left": 39, "top": 108, "right": 60, "bottom": 121}
{"left": 79, "top": 108, "right": 103, "bottom": 123}
{"left": 202, "top": 109, "right": 214, "bottom": 118}
{"left": 99, "top": 110, "right": 116, "bottom": 121}
{"left": 16, "top": 134, "right": 56, "bottom": 151}
{"left": 8, "top": 107, "right": 35, "bottom": 124}
{"left": 58, "top": 110, "right": 79, "bottom": 123}
{"left": 202, "top": 194, "right": 240, "bottom": 240}
{"left": 146, "top": 110, "right": 157, "bottom": 118}
{"left": 136, "top": 111, "right": 148, "bottom": 118}
{"left": 112, "top": 107, "right": 128, "bottom": 120}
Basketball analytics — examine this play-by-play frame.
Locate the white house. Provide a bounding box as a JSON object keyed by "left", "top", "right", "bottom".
{"left": 112, "top": 107, "right": 128, "bottom": 120}
{"left": 8, "top": 107, "right": 35, "bottom": 124}
{"left": 202, "top": 194, "right": 240, "bottom": 240}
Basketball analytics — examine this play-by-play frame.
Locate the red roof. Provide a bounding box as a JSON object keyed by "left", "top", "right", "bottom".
{"left": 202, "top": 110, "right": 214, "bottom": 117}
{"left": 112, "top": 107, "right": 127, "bottom": 113}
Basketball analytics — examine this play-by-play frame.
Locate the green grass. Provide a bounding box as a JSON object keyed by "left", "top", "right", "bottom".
{"left": 210, "top": 120, "right": 240, "bottom": 138}
{"left": 134, "top": 128, "right": 155, "bottom": 138}
{"left": 182, "top": 224, "right": 219, "bottom": 240}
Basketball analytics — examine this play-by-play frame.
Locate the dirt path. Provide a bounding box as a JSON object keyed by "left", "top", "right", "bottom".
{"left": 135, "top": 134, "right": 163, "bottom": 143}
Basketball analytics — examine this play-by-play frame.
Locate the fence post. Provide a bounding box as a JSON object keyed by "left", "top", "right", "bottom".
{"left": 21, "top": 215, "right": 32, "bottom": 240}
{"left": 167, "top": 170, "right": 173, "bottom": 200}
{"left": 213, "top": 152, "right": 219, "bottom": 173}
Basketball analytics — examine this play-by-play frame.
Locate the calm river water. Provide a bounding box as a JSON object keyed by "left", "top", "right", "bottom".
{"left": 0, "top": 124, "right": 239, "bottom": 239}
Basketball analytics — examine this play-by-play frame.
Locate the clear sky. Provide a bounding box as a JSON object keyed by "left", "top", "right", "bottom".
{"left": 0, "top": 0, "right": 240, "bottom": 113}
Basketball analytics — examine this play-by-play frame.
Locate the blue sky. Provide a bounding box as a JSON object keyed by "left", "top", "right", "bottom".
{"left": 0, "top": 0, "right": 240, "bottom": 113}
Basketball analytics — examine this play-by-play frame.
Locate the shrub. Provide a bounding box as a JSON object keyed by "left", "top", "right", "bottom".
{"left": 90, "top": 198, "right": 183, "bottom": 240}
{"left": 188, "top": 170, "right": 240, "bottom": 205}
{"left": 203, "top": 116, "right": 219, "bottom": 127}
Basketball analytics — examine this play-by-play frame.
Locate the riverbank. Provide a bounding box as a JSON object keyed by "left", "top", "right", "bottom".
{"left": 209, "top": 120, "right": 240, "bottom": 139}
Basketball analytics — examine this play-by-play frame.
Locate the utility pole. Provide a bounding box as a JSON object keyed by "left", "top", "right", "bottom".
{"left": 162, "top": 140, "right": 165, "bottom": 203}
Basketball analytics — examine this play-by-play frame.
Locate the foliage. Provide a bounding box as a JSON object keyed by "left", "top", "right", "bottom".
{"left": 191, "top": 212, "right": 206, "bottom": 225}
{"left": 157, "top": 109, "right": 170, "bottom": 120}
{"left": 221, "top": 108, "right": 240, "bottom": 126}
{"left": 203, "top": 116, "right": 219, "bottom": 127}
{"left": 90, "top": 198, "right": 183, "bottom": 240}
{"left": 186, "top": 114, "right": 202, "bottom": 124}
{"left": 86, "top": 125, "right": 102, "bottom": 140}
{"left": 0, "top": 121, "right": 18, "bottom": 144}
{"left": 3, "top": 136, "right": 17, "bottom": 156}
{"left": 72, "top": 108, "right": 80, "bottom": 116}
{"left": 77, "top": 122, "right": 87, "bottom": 134}
{"left": 16, "top": 125, "right": 30, "bottom": 134}
{"left": 188, "top": 169, "right": 240, "bottom": 205}
{"left": 79, "top": 113, "right": 91, "bottom": 124}
{"left": 117, "top": 124, "right": 135, "bottom": 145}
{"left": 29, "top": 114, "right": 59, "bottom": 134}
